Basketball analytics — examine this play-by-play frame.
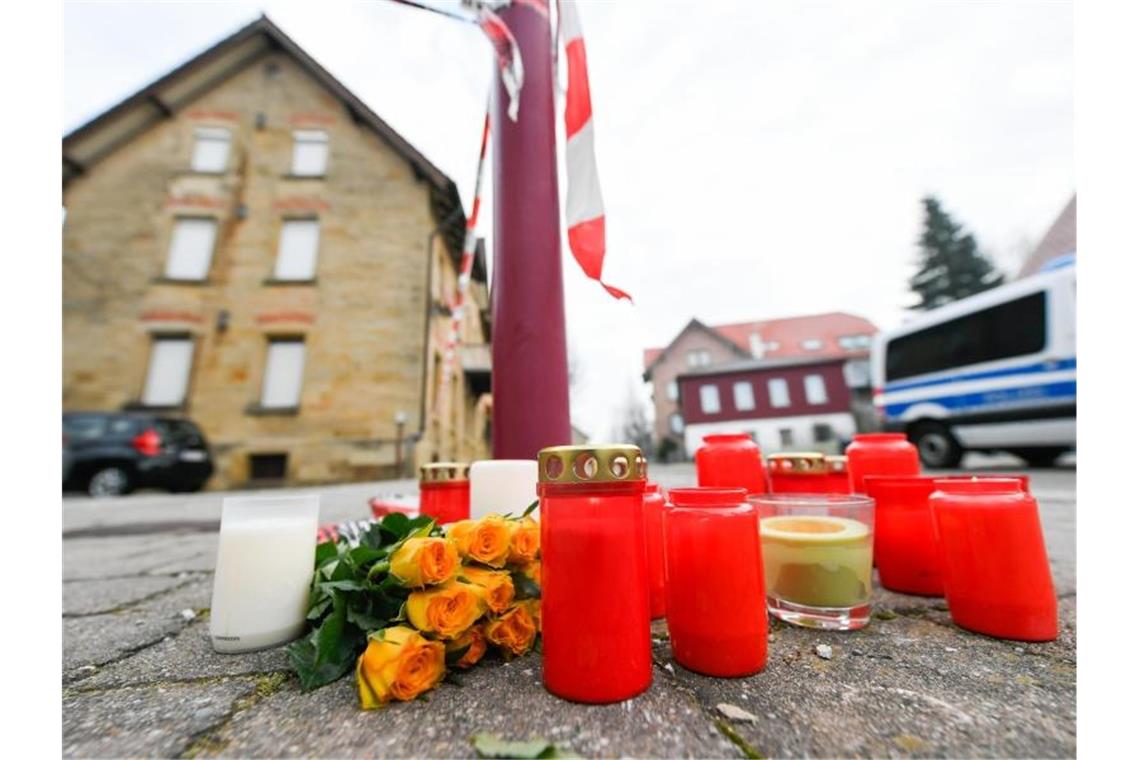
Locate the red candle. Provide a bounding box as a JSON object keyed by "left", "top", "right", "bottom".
{"left": 663, "top": 487, "right": 767, "bottom": 677}
{"left": 418, "top": 463, "right": 470, "bottom": 525}
{"left": 695, "top": 433, "right": 768, "bottom": 494}
{"left": 643, "top": 482, "right": 667, "bottom": 620}
{"left": 930, "top": 478, "right": 1057, "bottom": 641}
{"left": 767, "top": 453, "right": 831, "bottom": 494}
{"left": 846, "top": 433, "right": 920, "bottom": 494}
{"left": 824, "top": 455, "right": 852, "bottom": 494}
{"left": 863, "top": 476, "right": 943, "bottom": 596}
{"left": 539, "top": 445, "right": 651, "bottom": 703}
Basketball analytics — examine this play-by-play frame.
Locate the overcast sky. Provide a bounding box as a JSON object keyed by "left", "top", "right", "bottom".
{"left": 64, "top": 0, "right": 1073, "bottom": 441}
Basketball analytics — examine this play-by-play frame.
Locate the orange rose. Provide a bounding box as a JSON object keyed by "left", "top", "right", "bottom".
{"left": 406, "top": 580, "right": 487, "bottom": 640}
{"left": 355, "top": 626, "right": 445, "bottom": 709}
{"left": 459, "top": 565, "right": 515, "bottom": 614}
{"left": 507, "top": 517, "right": 540, "bottom": 565}
{"left": 484, "top": 604, "right": 537, "bottom": 658}
{"left": 448, "top": 515, "right": 512, "bottom": 568}
{"left": 389, "top": 537, "right": 459, "bottom": 588}
{"left": 520, "top": 559, "right": 541, "bottom": 588}
{"left": 446, "top": 626, "right": 488, "bottom": 669}
{"left": 520, "top": 598, "right": 542, "bottom": 634}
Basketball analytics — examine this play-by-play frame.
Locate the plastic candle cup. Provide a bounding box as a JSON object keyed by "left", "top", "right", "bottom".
{"left": 750, "top": 494, "right": 874, "bottom": 630}
{"left": 695, "top": 433, "right": 768, "bottom": 494}
{"left": 469, "top": 460, "right": 538, "bottom": 519}
{"left": 824, "top": 455, "right": 852, "bottom": 494}
{"left": 767, "top": 453, "right": 831, "bottom": 494}
{"left": 930, "top": 478, "right": 1057, "bottom": 641}
{"left": 538, "top": 445, "right": 651, "bottom": 703}
{"left": 845, "top": 433, "right": 920, "bottom": 494}
{"left": 209, "top": 494, "right": 320, "bottom": 653}
{"left": 643, "top": 482, "right": 667, "bottom": 620}
{"left": 664, "top": 487, "right": 767, "bottom": 677}
{"left": 418, "top": 462, "right": 470, "bottom": 526}
{"left": 862, "top": 476, "right": 944, "bottom": 596}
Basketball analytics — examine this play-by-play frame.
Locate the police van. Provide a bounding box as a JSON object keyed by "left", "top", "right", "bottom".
{"left": 871, "top": 261, "right": 1075, "bottom": 468}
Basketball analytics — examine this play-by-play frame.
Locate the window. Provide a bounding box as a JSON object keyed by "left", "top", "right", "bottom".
{"left": 804, "top": 374, "right": 829, "bottom": 404}
{"left": 164, "top": 218, "right": 217, "bottom": 280}
{"left": 666, "top": 380, "right": 679, "bottom": 401}
{"left": 779, "top": 428, "right": 794, "bottom": 447}
{"left": 885, "top": 292, "right": 1047, "bottom": 382}
{"left": 686, "top": 349, "right": 711, "bottom": 367}
{"left": 249, "top": 453, "right": 288, "bottom": 481}
{"left": 839, "top": 334, "right": 872, "bottom": 351}
{"left": 768, "top": 377, "right": 790, "bottom": 408}
{"left": 190, "top": 127, "right": 231, "bottom": 172}
{"left": 813, "top": 423, "right": 834, "bottom": 443}
{"left": 669, "top": 413, "right": 684, "bottom": 434}
{"left": 274, "top": 219, "right": 321, "bottom": 280}
{"left": 764, "top": 340, "right": 781, "bottom": 352}
{"left": 801, "top": 338, "right": 824, "bottom": 351}
{"left": 261, "top": 339, "right": 306, "bottom": 408}
{"left": 142, "top": 337, "right": 194, "bottom": 407}
{"left": 749, "top": 333, "right": 765, "bottom": 358}
{"left": 733, "top": 381, "right": 755, "bottom": 411}
{"left": 699, "top": 384, "right": 721, "bottom": 414}
{"left": 291, "top": 130, "right": 329, "bottom": 176}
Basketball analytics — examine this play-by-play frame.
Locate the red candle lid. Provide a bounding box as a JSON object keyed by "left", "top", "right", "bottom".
{"left": 852, "top": 433, "right": 907, "bottom": 442}
{"left": 668, "top": 487, "right": 747, "bottom": 507}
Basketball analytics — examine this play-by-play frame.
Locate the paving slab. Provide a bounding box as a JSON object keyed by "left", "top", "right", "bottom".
{"left": 63, "top": 678, "right": 258, "bottom": 758}
{"left": 64, "top": 575, "right": 191, "bottom": 616}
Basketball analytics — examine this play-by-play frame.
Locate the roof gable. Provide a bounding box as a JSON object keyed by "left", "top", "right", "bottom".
{"left": 642, "top": 318, "right": 749, "bottom": 379}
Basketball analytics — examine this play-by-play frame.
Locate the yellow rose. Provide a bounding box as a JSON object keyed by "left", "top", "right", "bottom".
{"left": 406, "top": 580, "right": 487, "bottom": 640}
{"left": 520, "top": 558, "right": 542, "bottom": 588}
{"left": 459, "top": 565, "right": 515, "bottom": 614}
{"left": 389, "top": 537, "right": 458, "bottom": 588}
{"left": 507, "top": 517, "right": 540, "bottom": 565}
{"left": 448, "top": 515, "right": 512, "bottom": 568}
{"left": 355, "top": 626, "right": 445, "bottom": 709}
{"left": 485, "top": 604, "right": 537, "bottom": 658}
{"left": 446, "top": 625, "right": 488, "bottom": 669}
{"left": 520, "top": 598, "right": 542, "bottom": 633}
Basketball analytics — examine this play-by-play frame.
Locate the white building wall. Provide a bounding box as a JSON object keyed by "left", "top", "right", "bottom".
{"left": 683, "top": 412, "right": 856, "bottom": 458}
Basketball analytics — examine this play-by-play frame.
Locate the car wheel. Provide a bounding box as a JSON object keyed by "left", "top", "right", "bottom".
{"left": 910, "top": 422, "right": 963, "bottom": 469}
{"left": 87, "top": 466, "right": 132, "bottom": 497}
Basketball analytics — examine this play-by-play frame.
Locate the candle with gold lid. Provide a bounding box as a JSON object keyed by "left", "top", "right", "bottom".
{"left": 418, "top": 462, "right": 470, "bottom": 525}
{"left": 767, "top": 452, "right": 830, "bottom": 494}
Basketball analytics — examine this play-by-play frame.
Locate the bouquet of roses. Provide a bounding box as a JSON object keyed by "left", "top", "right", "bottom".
{"left": 287, "top": 506, "right": 541, "bottom": 709}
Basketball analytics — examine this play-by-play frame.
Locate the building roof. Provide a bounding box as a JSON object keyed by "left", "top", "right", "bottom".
{"left": 676, "top": 353, "right": 851, "bottom": 380}
{"left": 1019, "top": 194, "right": 1076, "bottom": 278}
{"left": 642, "top": 319, "right": 750, "bottom": 379}
{"left": 62, "top": 14, "right": 483, "bottom": 282}
{"left": 644, "top": 311, "right": 877, "bottom": 375}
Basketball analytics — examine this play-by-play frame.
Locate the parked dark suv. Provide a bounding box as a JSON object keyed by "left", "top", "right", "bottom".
{"left": 63, "top": 412, "right": 215, "bottom": 497}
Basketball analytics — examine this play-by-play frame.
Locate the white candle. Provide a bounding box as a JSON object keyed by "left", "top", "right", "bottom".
{"left": 209, "top": 494, "right": 319, "bottom": 653}
{"left": 469, "top": 460, "right": 538, "bottom": 519}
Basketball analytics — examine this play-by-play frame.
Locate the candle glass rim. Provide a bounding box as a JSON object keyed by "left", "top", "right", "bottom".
{"left": 748, "top": 493, "right": 873, "bottom": 509}
{"left": 667, "top": 486, "right": 748, "bottom": 508}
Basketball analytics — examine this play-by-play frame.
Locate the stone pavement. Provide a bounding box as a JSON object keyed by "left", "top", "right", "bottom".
{"left": 62, "top": 465, "right": 1076, "bottom": 758}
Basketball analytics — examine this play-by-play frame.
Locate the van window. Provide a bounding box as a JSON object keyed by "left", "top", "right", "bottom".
{"left": 885, "top": 292, "right": 1047, "bottom": 382}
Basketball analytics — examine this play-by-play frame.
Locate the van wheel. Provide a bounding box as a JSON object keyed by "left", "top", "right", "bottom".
{"left": 910, "top": 422, "right": 963, "bottom": 469}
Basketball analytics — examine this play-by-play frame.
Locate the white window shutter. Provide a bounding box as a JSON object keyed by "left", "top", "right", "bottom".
{"left": 768, "top": 378, "right": 790, "bottom": 408}
{"left": 165, "top": 218, "right": 217, "bottom": 280}
{"left": 274, "top": 220, "right": 321, "bottom": 280}
{"left": 733, "top": 381, "right": 755, "bottom": 411}
{"left": 805, "top": 374, "right": 829, "bottom": 404}
{"left": 142, "top": 339, "right": 194, "bottom": 406}
{"left": 291, "top": 130, "right": 329, "bottom": 176}
{"left": 261, "top": 341, "right": 306, "bottom": 408}
{"left": 699, "top": 385, "right": 721, "bottom": 414}
{"left": 191, "top": 127, "right": 231, "bottom": 172}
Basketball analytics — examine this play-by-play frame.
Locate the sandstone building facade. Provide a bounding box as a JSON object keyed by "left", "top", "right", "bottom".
{"left": 63, "top": 17, "right": 491, "bottom": 489}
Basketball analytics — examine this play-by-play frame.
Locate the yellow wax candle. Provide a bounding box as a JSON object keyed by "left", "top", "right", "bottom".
{"left": 760, "top": 515, "right": 872, "bottom": 608}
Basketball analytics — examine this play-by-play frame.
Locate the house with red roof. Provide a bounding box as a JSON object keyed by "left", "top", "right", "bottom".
{"left": 643, "top": 312, "right": 877, "bottom": 458}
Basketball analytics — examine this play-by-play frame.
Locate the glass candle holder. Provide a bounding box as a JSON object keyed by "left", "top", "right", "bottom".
{"left": 824, "top": 455, "right": 852, "bottom": 494}
{"left": 695, "top": 433, "right": 768, "bottom": 494}
{"left": 664, "top": 488, "right": 767, "bottom": 677}
{"left": 930, "top": 478, "right": 1057, "bottom": 641}
{"left": 768, "top": 452, "right": 830, "bottom": 494}
{"left": 418, "top": 462, "right": 470, "bottom": 525}
{"left": 209, "top": 494, "right": 320, "bottom": 653}
{"left": 469, "top": 459, "right": 538, "bottom": 519}
{"left": 845, "top": 433, "right": 920, "bottom": 494}
{"left": 863, "top": 476, "right": 944, "bottom": 596}
{"left": 538, "top": 445, "right": 651, "bottom": 703}
{"left": 750, "top": 494, "right": 874, "bottom": 630}
{"left": 643, "top": 482, "right": 667, "bottom": 620}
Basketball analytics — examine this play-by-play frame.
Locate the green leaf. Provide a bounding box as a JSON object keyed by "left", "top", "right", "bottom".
{"left": 471, "top": 733, "right": 581, "bottom": 759}
{"left": 319, "top": 579, "right": 365, "bottom": 593}
{"left": 315, "top": 540, "right": 339, "bottom": 568}
{"left": 349, "top": 544, "right": 388, "bottom": 567}
{"left": 346, "top": 606, "right": 387, "bottom": 632}
{"left": 522, "top": 500, "right": 539, "bottom": 519}
{"left": 509, "top": 571, "right": 541, "bottom": 600}
{"left": 306, "top": 597, "right": 333, "bottom": 621}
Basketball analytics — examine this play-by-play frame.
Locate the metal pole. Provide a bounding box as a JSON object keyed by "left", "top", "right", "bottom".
{"left": 491, "top": 0, "right": 571, "bottom": 458}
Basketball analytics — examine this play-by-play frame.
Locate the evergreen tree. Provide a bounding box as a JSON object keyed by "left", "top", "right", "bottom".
{"left": 908, "top": 196, "right": 1005, "bottom": 310}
